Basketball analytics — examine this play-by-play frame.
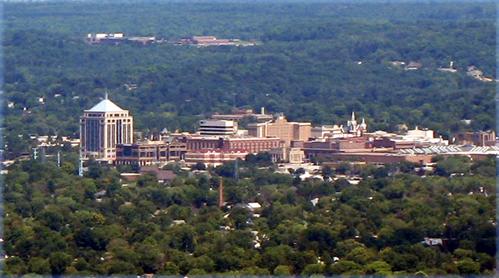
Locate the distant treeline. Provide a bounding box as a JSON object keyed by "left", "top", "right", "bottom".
{"left": 3, "top": 2, "right": 495, "bottom": 155}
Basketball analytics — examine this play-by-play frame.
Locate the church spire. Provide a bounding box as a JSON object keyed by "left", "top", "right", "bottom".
{"left": 360, "top": 117, "right": 367, "bottom": 130}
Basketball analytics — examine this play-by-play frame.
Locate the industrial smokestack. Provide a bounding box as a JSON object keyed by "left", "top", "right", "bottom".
{"left": 218, "top": 178, "right": 224, "bottom": 208}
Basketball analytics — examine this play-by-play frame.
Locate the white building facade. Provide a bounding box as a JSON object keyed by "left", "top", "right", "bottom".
{"left": 199, "top": 119, "right": 237, "bottom": 136}
{"left": 80, "top": 96, "right": 133, "bottom": 161}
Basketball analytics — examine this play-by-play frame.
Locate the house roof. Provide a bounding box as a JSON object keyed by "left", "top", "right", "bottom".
{"left": 87, "top": 98, "right": 124, "bottom": 112}
{"left": 140, "top": 167, "right": 177, "bottom": 181}
{"left": 247, "top": 202, "right": 262, "bottom": 209}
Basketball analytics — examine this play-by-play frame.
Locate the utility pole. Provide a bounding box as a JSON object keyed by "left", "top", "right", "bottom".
{"left": 57, "top": 151, "right": 61, "bottom": 167}
{"left": 78, "top": 150, "right": 84, "bottom": 177}
{"left": 40, "top": 146, "right": 46, "bottom": 163}
{"left": 32, "top": 148, "right": 38, "bottom": 160}
{"left": 234, "top": 159, "right": 239, "bottom": 181}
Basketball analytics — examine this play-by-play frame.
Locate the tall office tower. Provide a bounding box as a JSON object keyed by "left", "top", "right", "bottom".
{"left": 80, "top": 95, "right": 133, "bottom": 162}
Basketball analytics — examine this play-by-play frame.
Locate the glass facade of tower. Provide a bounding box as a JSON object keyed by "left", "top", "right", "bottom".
{"left": 83, "top": 118, "right": 102, "bottom": 152}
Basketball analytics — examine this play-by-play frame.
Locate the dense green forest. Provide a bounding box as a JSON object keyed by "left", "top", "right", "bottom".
{"left": 2, "top": 3, "right": 497, "bottom": 275}
{"left": 3, "top": 2, "right": 496, "bottom": 155}
{"left": 4, "top": 155, "right": 496, "bottom": 275}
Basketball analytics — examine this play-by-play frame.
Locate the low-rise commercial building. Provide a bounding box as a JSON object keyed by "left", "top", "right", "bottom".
{"left": 303, "top": 136, "right": 372, "bottom": 158}
{"left": 181, "top": 135, "right": 283, "bottom": 154}
{"left": 185, "top": 149, "right": 248, "bottom": 167}
{"left": 115, "top": 141, "right": 186, "bottom": 166}
{"left": 311, "top": 125, "right": 345, "bottom": 138}
{"left": 370, "top": 127, "right": 448, "bottom": 149}
{"left": 398, "top": 145, "right": 499, "bottom": 160}
{"left": 184, "top": 136, "right": 223, "bottom": 150}
{"left": 211, "top": 107, "right": 273, "bottom": 122}
{"left": 454, "top": 130, "right": 496, "bottom": 146}
{"left": 270, "top": 147, "right": 305, "bottom": 164}
{"left": 221, "top": 137, "right": 282, "bottom": 153}
{"left": 321, "top": 153, "right": 434, "bottom": 165}
{"left": 176, "top": 36, "right": 257, "bottom": 47}
{"left": 86, "top": 33, "right": 156, "bottom": 45}
{"left": 199, "top": 119, "right": 238, "bottom": 136}
{"left": 373, "top": 137, "right": 435, "bottom": 149}
{"left": 176, "top": 134, "right": 283, "bottom": 166}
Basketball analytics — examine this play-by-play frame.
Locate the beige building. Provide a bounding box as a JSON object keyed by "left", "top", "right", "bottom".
{"left": 311, "top": 125, "right": 344, "bottom": 138}
{"left": 248, "top": 115, "right": 311, "bottom": 146}
{"left": 80, "top": 96, "right": 133, "bottom": 161}
{"left": 270, "top": 147, "right": 305, "bottom": 164}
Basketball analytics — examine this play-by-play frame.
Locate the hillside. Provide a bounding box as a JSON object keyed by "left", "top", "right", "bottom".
{"left": 3, "top": 2, "right": 495, "bottom": 155}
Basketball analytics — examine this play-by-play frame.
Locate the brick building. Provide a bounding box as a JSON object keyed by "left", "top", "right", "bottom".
{"left": 321, "top": 153, "right": 434, "bottom": 165}
{"left": 303, "top": 137, "right": 372, "bottom": 159}
{"left": 185, "top": 150, "right": 248, "bottom": 167}
{"left": 221, "top": 137, "right": 283, "bottom": 153}
{"left": 115, "top": 141, "right": 186, "bottom": 166}
{"left": 181, "top": 135, "right": 283, "bottom": 154}
{"left": 184, "top": 136, "right": 223, "bottom": 150}
{"left": 455, "top": 130, "right": 496, "bottom": 146}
